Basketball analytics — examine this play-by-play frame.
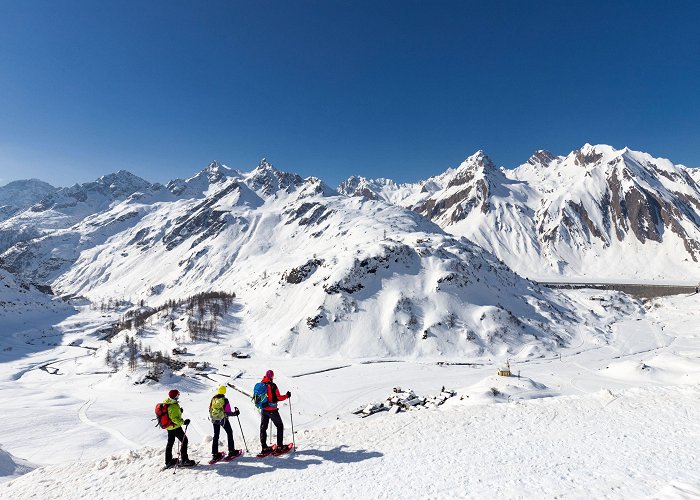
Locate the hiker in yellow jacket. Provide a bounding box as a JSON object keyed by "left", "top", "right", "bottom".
{"left": 208, "top": 386, "right": 241, "bottom": 463}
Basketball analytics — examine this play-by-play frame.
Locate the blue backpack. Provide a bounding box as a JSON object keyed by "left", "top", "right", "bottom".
{"left": 252, "top": 382, "right": 269, "bottom": 410}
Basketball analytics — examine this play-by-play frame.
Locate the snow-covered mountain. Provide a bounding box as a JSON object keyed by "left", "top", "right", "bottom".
{"left": 24, "top": 170, "right": 155, "bottom": 223}
{"left": 688, "top": 165, "right": 700, "bottom": 185}
{"left": 56, "top": 162, "right": 605, "bottom": 358}
{"left": 2, "top": 155, "right": 698, "bottom": 496}
{"left": 0, "top": 159, "right": 612, "bottom": 359}
{"left": 0, "top": 171, "right": 162, "bottom": 255}
{"left": 513, "top": 144, "right": 700, "bottom": 279}
{"left": 0, "top": 179, "right": 57, "bottom": 222}
{"left": 340, "top": 145, "right": 700, "bottom": 280}
{"left": 0, "top": 267, "right": 73, "bottom": 343}
{"left": 2, "top": 146, "right": 695, "bottom": 358}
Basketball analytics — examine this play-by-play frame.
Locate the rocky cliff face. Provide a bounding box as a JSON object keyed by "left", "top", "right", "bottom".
{"left": 523, "top": 145, "right": 700, "bottom": 273}
{"left": 339, "top": 144, "right": 700, "bottom": 280}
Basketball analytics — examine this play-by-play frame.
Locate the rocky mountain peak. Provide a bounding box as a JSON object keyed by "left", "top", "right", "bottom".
{"left": 337, "top": 175, "right": 365, "bottom": 193}
{"left": 527, "top": 150, "right": 556, "bottom": 167}
{"left": 250, "top": 158, "right": 280, "bottom": 176}
{"left": 459, "top": 150, "right": 496, "bottom": 172}
{"left": 166, "top": 161, "right": 236, "bottom": 197}
{"left": 446, "top": 150, "right": 497, "bottom": 190}
{"left": 247, "top": 159, "right": 303, "bottom": 196}
{"left": 203, "top": 161, "right": 232, "bottom": 183}
{"left": 572, "top": 144, "right": 619, "bottom": 167}
{"left": 94, "top": 170, "right": 152, "bottom": 197}
{"left": 298, "top": 176, "right": 338, "bottom": 198}
{"left": 337, "top": 176, "right": 379, "bottom": 199}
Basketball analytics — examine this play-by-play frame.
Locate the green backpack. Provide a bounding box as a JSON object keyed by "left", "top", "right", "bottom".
{"left": 209, "top": 396, "right": 226, "bottom": 421}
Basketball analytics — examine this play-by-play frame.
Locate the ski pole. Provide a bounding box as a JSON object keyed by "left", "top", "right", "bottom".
{"left": 236, "top": 414, "right": 249, "bottom": 452}
{"left": 289, "top": 397, "right": 296, "bottom": 448}
{"left": 174, "top": 423, "right": 189, "bottom": 475}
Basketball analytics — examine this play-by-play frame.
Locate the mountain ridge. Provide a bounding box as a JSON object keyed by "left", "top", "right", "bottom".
{"left": 341, "top": 144, "right": 700, "bottom": 281}
{"left": 0, "top": 157, "right": 623, "bottom": 359}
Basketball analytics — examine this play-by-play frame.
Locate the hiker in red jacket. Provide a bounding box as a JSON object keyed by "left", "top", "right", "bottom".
{"left": 258, "top": 370, "right": 291, "bottom": 455}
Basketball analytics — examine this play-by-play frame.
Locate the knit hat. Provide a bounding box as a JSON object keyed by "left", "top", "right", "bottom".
{"left": 168, "top": 389, "right": 179, "bottom": 399}
{"left": 217, "top": 385, "right": 227, "bottom": 395}
{"left": 265, "top": 369, "right": 274, "bottom": 379}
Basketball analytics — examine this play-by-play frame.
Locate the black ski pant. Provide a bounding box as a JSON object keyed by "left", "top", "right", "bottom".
{"left": 212, "top": 418, "right": 235, "bottom": 455}
{"left": 260, "top": 409, "right": 284, "bottom": 448}
{"left": 165, "top": 426, "right": 189, "bottom": 464}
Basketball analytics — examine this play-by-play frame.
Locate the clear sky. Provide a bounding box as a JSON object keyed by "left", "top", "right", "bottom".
{"left": 0, "top": 0, "right": 698, "bottom": 188}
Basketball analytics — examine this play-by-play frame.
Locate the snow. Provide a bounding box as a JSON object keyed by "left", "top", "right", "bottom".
{"left": 14, "top": 164, "right": 611, "bottom": 362}
{"left": 1, "top": 386, "right": 698, "bottom": 498}
{"left": 340, "top": 144, "right": 700, "bottom": 282}
{"left": 1, "top": 291, "right": 699, "bottom": 497}
{"left": 0, "top": 179, "right": 56, "bottom": 225}
{"left": 0, "top": 447, "right": 34, "bottom": 483}
{"left": 1, "top": 154, "right": 699, "bottom": 497}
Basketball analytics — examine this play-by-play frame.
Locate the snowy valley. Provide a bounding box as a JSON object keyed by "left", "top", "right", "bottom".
{"left": 0, "top": 145, "right": 699, "bottom": 498}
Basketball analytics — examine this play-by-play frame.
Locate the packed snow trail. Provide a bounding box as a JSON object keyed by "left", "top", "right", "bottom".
{"left": 3, "top": 385, "right": 699, "bottom": 499}
{"left": 78, "top": 399, "right": 141, "bottom": 450}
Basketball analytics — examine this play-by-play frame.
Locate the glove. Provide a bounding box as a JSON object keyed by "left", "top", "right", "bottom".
{"left": 183, "top": 419, "right": 190, "bottom": 426}
{"left": 286, "top": 391, "right": 291, "bottom": 398}
{"left": 232, "top": 407, "right": 240, "bottom": 417}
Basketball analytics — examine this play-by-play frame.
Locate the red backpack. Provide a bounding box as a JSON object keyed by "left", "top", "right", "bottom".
{"left": 155, "top": 403, "right": 174, "bottom": 429}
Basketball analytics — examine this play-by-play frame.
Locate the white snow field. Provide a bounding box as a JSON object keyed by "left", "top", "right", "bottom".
{"left": 1, "top": 291, "right": 699, "bottom": 498}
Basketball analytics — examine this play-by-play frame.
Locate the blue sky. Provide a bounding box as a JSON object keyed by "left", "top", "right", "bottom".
{"left": 0, "top": 0, "right": 698, "bottom": 188}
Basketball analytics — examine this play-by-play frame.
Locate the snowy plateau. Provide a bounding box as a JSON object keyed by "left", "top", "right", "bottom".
{"left": 0, "top": 144, "right": 699, "bottom": 499}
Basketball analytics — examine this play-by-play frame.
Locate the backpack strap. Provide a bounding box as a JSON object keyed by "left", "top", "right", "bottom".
{"left": 266, "top": 382, "right": 279, "bottom": 407}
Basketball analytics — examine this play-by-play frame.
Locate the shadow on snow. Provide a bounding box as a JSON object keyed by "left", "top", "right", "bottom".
{"left": 211, "top": 445, "right": 382, "bottom": 479}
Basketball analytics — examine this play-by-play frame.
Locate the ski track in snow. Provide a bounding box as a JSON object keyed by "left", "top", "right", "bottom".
{"left": 78, "top": 398, "right": 141, "bottom": 450}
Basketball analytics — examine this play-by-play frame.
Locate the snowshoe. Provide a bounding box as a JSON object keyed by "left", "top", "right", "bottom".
{"left": 180, "top": 459, "right": 197, "bottom": 467}
{"left": 256, "top": 447, "right": 274, "bottom": 458}
{"left": 223, "top": 450, "right": 243, "bottom": 462}
{"left": 162, "top": 458, "right": 179, "bottom": 470}
{"left": 272, "top": 443, "right": 294, "bottom": 456}
{"left": 209, "top": 452, "right": 225, "bottom": 464}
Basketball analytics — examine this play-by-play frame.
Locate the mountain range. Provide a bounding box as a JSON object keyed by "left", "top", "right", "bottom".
{"left": 339, "top": 144, "right": 700, "bottom": 281}
{"left": 0, "top": 144, "right": 695, "bottom": 358}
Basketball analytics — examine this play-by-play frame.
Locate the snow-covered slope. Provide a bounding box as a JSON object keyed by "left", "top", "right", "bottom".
{"left": 687, "top": 165, "right": 700, "bottom": 185}
{"left": 0, "top": 447, "right": 34, "bottom": 484}
{"left": 0, "top": 285, "right": 697, "bottom": 495}
{"left": 341, "top": 145, "right": 700, "bottom": 281}
{"left": 0, "top": 171, "right": 161, "bottom": 255}
{"left": 0, "top": 267, "right": 74, "bottom": 368}
{"left": 2, "top": 384, "right": 698, "bottom": 499}
{"left": 0, "top": 179, "right": 56, "bottom": 222}
{"left": 43, "top": 160, "right": 606, "bottom": 359}
{"left": 0, "top": 268, "right": 67, "bottom": 317}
